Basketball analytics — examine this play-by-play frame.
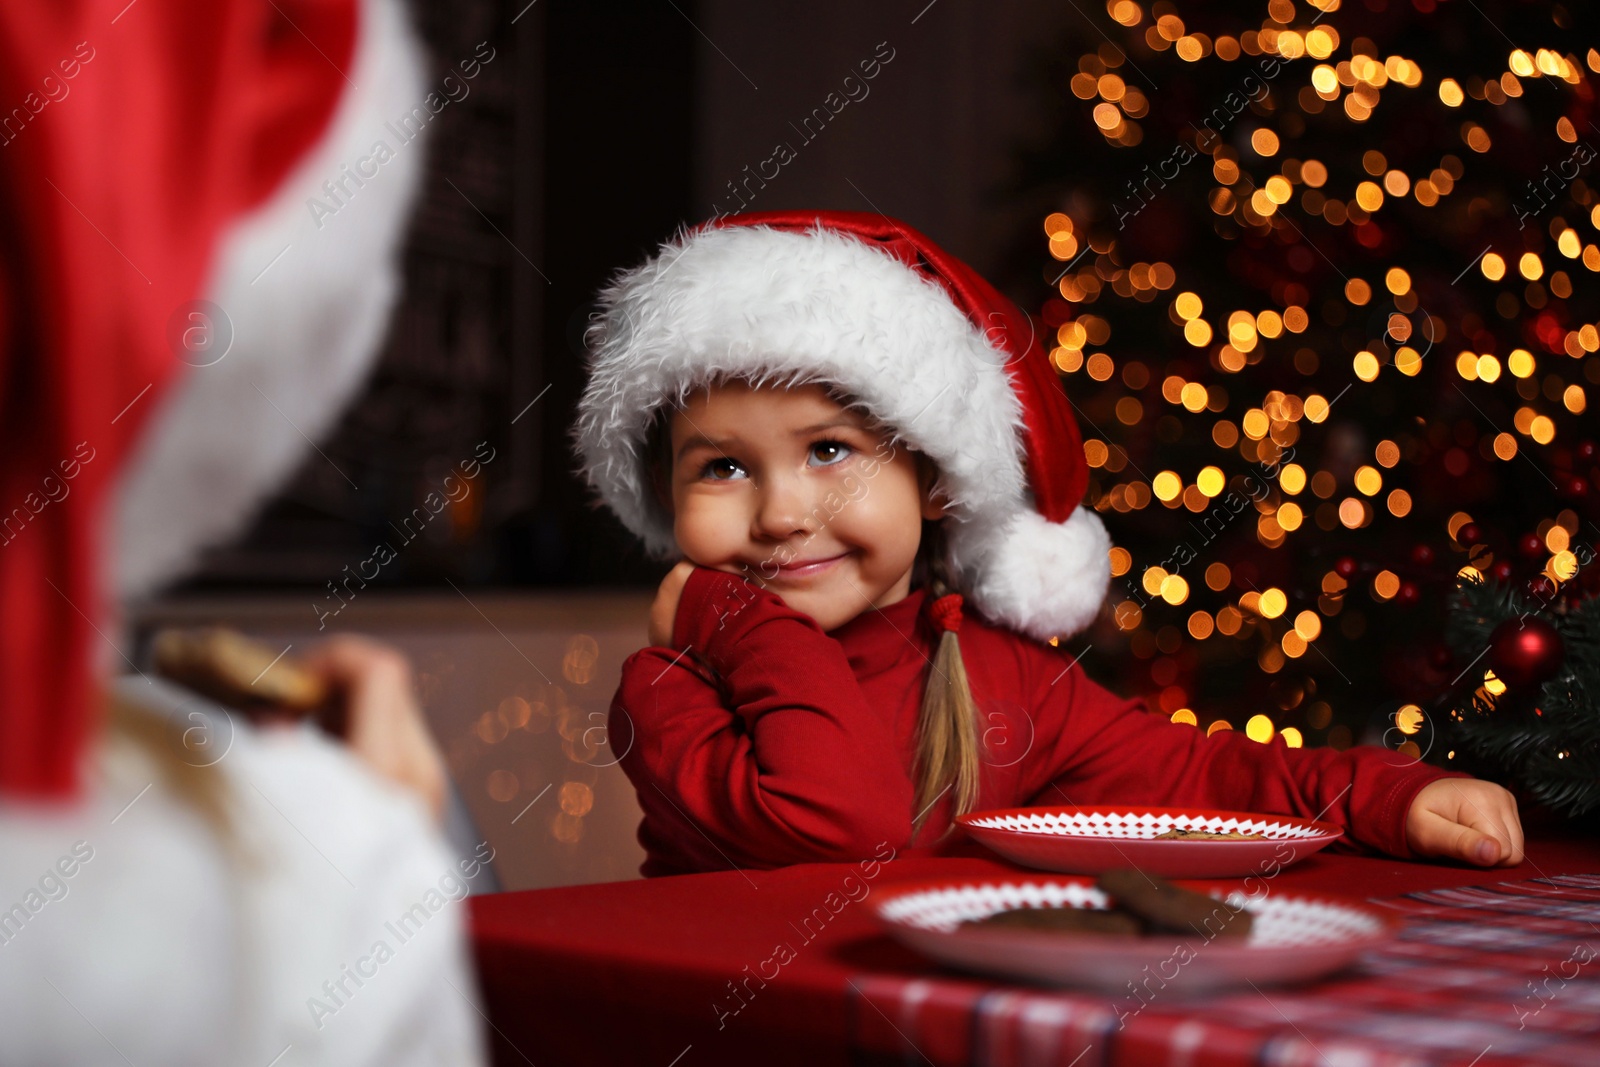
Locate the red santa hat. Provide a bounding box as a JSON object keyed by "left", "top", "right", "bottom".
{"left": 573, "top": 209, "right": 1111, "bottom": 644}
{"left": 0, "top": 0, "right": 422, "bottom": 798}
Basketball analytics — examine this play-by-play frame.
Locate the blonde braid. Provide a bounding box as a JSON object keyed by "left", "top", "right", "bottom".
{"left": 909, "top": 520, "right": 982, "bottom": 840}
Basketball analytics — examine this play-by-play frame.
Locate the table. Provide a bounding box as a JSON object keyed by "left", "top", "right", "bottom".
{"left": 470, "top": 832, "right": 1600, "bottom": 1066}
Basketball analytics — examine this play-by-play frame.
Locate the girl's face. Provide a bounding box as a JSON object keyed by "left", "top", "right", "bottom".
{"left": 665, "top": 381, "right": 947, "bottom": 633}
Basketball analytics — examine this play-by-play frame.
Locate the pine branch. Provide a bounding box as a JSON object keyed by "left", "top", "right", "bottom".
{"left": 1442, "top": 575, "right": 1600, "bottom": 818}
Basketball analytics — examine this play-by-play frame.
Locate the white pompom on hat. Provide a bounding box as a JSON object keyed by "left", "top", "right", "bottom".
{"left": 571, "top": 210, "right": 1110, "bottom": 642}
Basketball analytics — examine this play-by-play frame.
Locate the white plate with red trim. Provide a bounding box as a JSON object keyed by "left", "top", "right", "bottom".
{"left": 875, "top": 874, "right": 1396, "bottom": 993}
{"left": 956, "top": 806, "right": 1342, "bottom": 878}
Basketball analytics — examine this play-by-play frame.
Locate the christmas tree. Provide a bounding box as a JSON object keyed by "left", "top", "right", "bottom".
{"left": 1014, "top": 0, "right": 1599, "bottom": 798}
{"left": 1442, "top": 575, "right": 1600, "bottom": 815}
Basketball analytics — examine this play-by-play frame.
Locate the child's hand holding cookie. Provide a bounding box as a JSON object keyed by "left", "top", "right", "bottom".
{"left": 303, "top": 636, "right": 449, "bottom": 824}
{"left": 1404, "top": 778, "right": 1525, "bottom": 867}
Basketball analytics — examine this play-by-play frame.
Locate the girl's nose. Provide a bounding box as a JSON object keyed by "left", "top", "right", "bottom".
{"left": 751, "top": 472, "right": 816, "bottom": 542}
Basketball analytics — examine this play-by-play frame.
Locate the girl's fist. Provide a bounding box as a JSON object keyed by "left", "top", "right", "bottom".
{"left": 1405, "top": 778, "right": 1524, "bottom": 867}
{"left": 648, "top": 560, "right": 698, "bottom": 648}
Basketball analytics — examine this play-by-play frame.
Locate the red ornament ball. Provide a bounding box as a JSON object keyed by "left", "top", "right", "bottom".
{"left": 1396, "top": 581, "right": 1420, "bottom": 607}
{"left": 1410, "top": 543, "right": 1435, "bottom": 566}
{"left": 1578, "top": 440, "right": 1597, "bottom": 463}
{"left": 1487, "top": 617, "right": 1565, "bottom": 689}
{"left": 1490, "top": 559, "right": 1515, "bottom": 583}
{"left": 1565, "top": 476, "right": 1588, "bottom": 498}
{"left": 1457, "top": 523, "right": 1483, "bottom": 546}
{"left": 1334, "top": 556, "right": 1359, "bottom": 578}
{"left": 1519, "top": 533, "right": 1546, "bottom": 558}
{"left": 1528, "top": 576, "right": 1557, "bottom": 600}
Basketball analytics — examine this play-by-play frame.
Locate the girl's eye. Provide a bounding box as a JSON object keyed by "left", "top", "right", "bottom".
{"left": 809, "top": 440, "right": 852, "bottom": 467}
{"left": 700, "top": 457, "right": 746, "bottom": 481}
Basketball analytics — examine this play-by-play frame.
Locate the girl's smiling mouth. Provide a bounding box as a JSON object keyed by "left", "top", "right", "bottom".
{"left": 771, "top": 551, "right": 849, "bottom": 579}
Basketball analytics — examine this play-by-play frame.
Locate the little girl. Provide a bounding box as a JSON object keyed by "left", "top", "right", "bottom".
{"left": 573, "top": 209, "right": 1523, "bottom": 878}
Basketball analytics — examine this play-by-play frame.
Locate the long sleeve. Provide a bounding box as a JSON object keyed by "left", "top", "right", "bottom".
{"left": 612, "top": 566, "right": 916, "bottom": 874}
{"left": 1020, "top": 649, "right": 1474, "bottom": 859}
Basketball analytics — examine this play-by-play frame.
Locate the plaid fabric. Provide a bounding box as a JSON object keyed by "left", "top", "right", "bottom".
{"left": 847, "top": 874, "right": 1600, "bottom": 1067}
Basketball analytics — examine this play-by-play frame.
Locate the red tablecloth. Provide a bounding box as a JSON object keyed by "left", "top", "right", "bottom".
{"left": 470, "top": 833, "right": 1600, "bottom": 1067}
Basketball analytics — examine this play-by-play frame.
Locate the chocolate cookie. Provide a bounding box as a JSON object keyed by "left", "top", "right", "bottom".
{"left": 964, "top": 906, "right": 1144, "bottom": 935}
{"left": 152, "top": 627, "right": 327, "bottom": 716}
{"left": 1153, "top": 827, "right": 1264, "bottom": 841}
{"left": 1095, "top": 868, "right": 1253, "bottom": 939}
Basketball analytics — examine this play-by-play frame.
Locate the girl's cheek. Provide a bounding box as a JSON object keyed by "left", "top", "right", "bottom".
{"left": 840, "top": 474, "right": 869, "bottom": 503}
{"left": 676, "top": 495, "right": 745, "bottom": 555}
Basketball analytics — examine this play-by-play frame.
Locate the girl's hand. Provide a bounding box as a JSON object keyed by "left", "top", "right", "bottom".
{"left": 1405, "top": 778, "right": 1524, "bottom": 866}
{"left": 648, "top": 560, "right": 698, "bottom": 648}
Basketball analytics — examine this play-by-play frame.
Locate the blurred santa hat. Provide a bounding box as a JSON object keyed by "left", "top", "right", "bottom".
{"left": 0, "top": 0, "right": 426, "bottom": 799}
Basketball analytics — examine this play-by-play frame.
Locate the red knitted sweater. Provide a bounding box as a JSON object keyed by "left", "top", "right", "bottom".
{"left": 610, "top": 566, "right": 1468, "bottom": 878}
